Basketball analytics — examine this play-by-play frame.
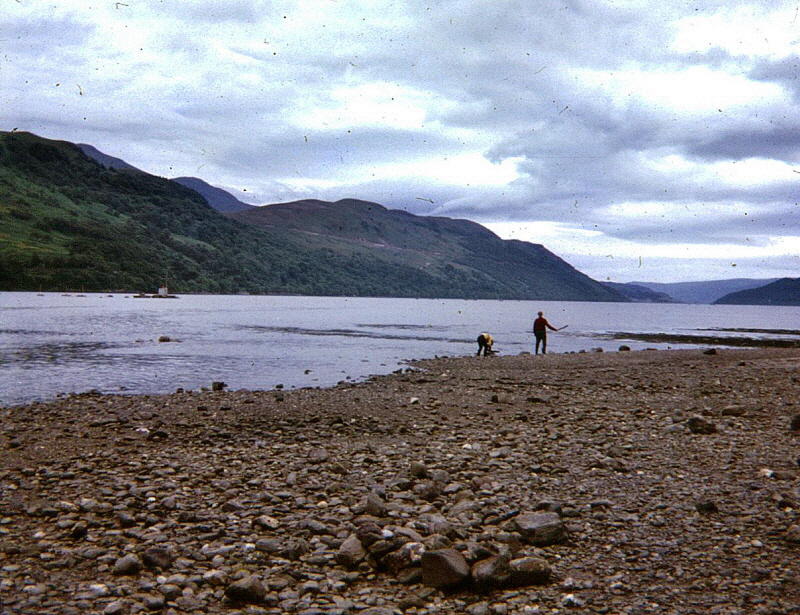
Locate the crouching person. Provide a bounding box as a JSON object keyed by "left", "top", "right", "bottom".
{"left": 476, "top": 333, "right": 495, "bottom": 356}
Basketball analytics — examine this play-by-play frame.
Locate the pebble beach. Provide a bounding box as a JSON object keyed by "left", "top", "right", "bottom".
{"left": 2, "top": 348, "right": 800, "bottom": 615}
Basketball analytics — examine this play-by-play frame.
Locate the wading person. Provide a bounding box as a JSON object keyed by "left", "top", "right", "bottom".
{"left": 533, "top": 311, "right": 558, "bottom": 355}
{"left": 476, "top": 333, "right": 495, "bottom": 356}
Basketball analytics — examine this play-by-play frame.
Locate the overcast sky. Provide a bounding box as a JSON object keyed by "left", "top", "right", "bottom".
{"left": 4, "top": 1, "right": 800, "bottom": 283}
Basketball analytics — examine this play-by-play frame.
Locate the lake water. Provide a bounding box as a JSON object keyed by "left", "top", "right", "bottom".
{"left": 2, "top": 292, "right": 799, "bottom": 406}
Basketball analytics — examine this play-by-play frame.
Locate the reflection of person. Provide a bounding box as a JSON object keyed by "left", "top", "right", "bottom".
{"left": 476, "top": 333, "right": 495, "bottom": 356}
{"left": 533, "top": 311, "right": 558, "bottom": 355}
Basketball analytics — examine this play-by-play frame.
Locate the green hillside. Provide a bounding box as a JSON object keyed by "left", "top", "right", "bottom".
{"left": 230, "top": 199, "right": 624, "bottom": 301}
{"left": 0, "top": 131, "right": 625, "bottom": 300}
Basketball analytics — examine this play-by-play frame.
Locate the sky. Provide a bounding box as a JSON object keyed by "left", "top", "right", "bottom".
{"left": 3, "top": 0, "right": 800, "bottom": 283}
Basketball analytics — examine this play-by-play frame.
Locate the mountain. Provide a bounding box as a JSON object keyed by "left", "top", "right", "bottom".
{"left": 77, "top": 143, "right": 142, "bottom": 172}
{"left": 227, "top": 199, "right": 625, "bottom": 302}
{"left": 631, "top": 278, "right": 779, "bottom": 304}
{"left": 713, "top": 278, "right": 800, "bottom": 306}
{"left": 172, "top": 177, "right": 255, "bottom": 213}
{"left": 77, "top": 144, "right": 255, "bottom": 214}
{"left": 600, "top": 281, "right": 675, "bottom": 303}
{"left": 0, "top": 131, "right": 625, "bottom": 300}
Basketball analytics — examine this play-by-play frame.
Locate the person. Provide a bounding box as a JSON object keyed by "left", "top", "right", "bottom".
{"left": 476, "top": 333, "right": 495, "bottom": 356}
{"left": 532, "top": 311, "right": 558, "bottom": 355}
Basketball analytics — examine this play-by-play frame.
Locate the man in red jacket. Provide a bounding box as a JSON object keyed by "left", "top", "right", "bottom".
{"left": 533, "top": 311, "right": 559, "bottom": 355}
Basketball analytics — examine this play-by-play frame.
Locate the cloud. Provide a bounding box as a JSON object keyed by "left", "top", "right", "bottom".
{"left": 4, "top": 0, "right": 800, "bottom": 282}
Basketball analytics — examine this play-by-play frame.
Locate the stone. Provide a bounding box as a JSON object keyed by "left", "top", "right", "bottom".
{"left": 103, "top": 600, "right": 128, "bottom": 615}
{"left": 363, "top": 492, "right": 387, "bottom": 517}
{"left": 509, "top": 556, "right": 552, "bottom": 586}
{"left": 142, "top": 546, "right": 173, "bottom": 570}
{"left": 336, "top": 534, "right": 366, "bottom": 569}
{"left": 790, "top": 414, "right": 800, "bottom": 432}
{"left": 618, "top": 345, "right": 631, "bottom": 352}
{"left": 471, "top": 554, "right": 511, "bottom": 591}
{"left": 695, "top": 499, "right": 718, "bottom": 514}
{"left": 721, "top": 405, "right": 747, "bottom": 417}
{"left": 784, "top": 525, "right": 800, "bottom": 544}
{"left": 703, "top": 348, "right": 718, "bottom": 355}
{"left": 112, "top": 554, "right": 142, "bottom": 576}
{"left": 211, "top": 381, "right": 227, "bottom": 391}
{"left": 512, "top": 512, "right": 567, "bottom": 546}
{"left": 117, "top": 511, "right": 136, "bottom": 528}
{"left": 686, "top": 416, "right": 717, "bottom": 434}
{"left": 421, "top": 548, "right": 470, "bottom": 588}
{"left": 410, "top": 461, "right": 429, "bottom": 478}
{"left": 383, "top": 541, "right": 425, "bottom": 574}
{"left": 225, "top": 576, "right": 266, "bottom": 604}
{"left": 70, "top": 521, "right": 88, "bottom": 540}
{"left": 143, "top": 594, "right": 166, "bottom": 611}
{"left": 308, "top": 447, "right": 329, "bottom": 464}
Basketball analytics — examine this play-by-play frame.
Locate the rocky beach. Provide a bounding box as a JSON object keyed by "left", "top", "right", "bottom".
{"left": 2, "top": 348, "right": 799, "bottom": 615}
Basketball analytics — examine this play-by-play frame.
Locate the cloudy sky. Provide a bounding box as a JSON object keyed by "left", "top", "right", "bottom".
{"left": 4, "top": 1, "right": 800, "bottom": 283}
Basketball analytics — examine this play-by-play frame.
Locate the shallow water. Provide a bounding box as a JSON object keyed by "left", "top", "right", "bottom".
{"left": 2, "top": 292, "right": 799, "bottom": 406}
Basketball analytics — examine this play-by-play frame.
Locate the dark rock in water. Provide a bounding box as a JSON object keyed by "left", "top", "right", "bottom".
{"left": 703, "top": 348, "right": 718, "bottom": 355}
{"left": 225, "top": 576, "right": 266, "bottom": 604}
{"left": 618, "top": 345, "right": 631, "bottom": 352}
{"left": 157, "top": 336, "right": 171, "bottom": 343}
{"left": 421, "top": 548, "right": 470, "bottom": 588}
{"left": 509, "top": 556, "right": 552, "bottom": 586}
{"left": 211, "top": 381, "right": 227, "bottom": 391}
{"left": 112, "top": 554, "right": 142, "bottom": 576}
{"left": 512, "top": 512, "right": 566, "bottom": 546}
{"left": 686, "top": 416, "right": 717, "bottom": 434}
{"left": 790, "top": 414, "right": 800, "bottom": 432}
{"left": 695, "top": 499, "right": 719, "bottom": 514}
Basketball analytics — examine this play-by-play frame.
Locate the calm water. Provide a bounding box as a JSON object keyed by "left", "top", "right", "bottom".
{"left": 2, "top": 292, "right": 799, "bottom": 406}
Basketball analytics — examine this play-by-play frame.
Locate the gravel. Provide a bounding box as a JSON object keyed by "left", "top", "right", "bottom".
{"left": 1, "top": 347, "right": 799, "bottom": 614}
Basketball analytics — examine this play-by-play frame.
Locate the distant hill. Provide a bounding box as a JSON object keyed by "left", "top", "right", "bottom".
{"left": 601, "top": 281, "right": 675, "bottom": 303}
{"left": 227, "top": 199, "right": 626, "bottom": 302}
{"left": 714, "top": 278, "right": 800, "bottom": 306}
{"left": 0, "top": 131, "right": 626, "bottom": 301}
{"left": 172, "top": 177, "right": 255, "bottom": 213}
{"left": 631, "top": 278, "right": 779, "bottom": 304}
{"left": 77, "top": 143, "right": 142, "bottom": 172}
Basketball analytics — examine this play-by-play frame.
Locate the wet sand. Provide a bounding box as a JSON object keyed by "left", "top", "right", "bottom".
{"left": 1, "top": 348, "right": 799, "bottom": 614}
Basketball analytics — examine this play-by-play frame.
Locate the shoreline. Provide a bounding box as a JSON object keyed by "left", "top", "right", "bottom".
{"left": 2, "top": 348, "right": 800, "bottom": 614}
